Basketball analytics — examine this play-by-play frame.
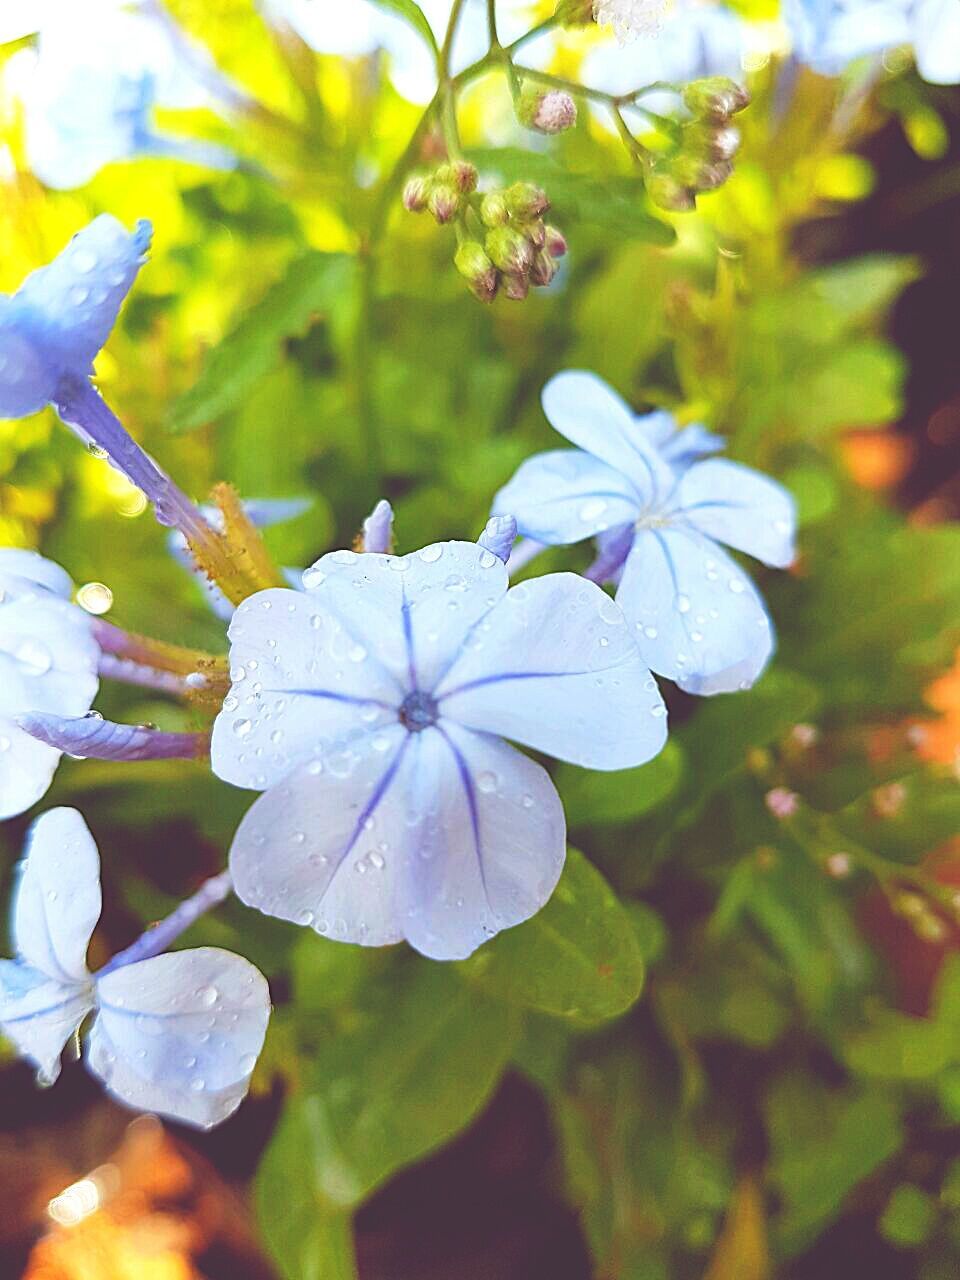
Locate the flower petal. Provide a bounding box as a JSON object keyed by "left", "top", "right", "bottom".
{"left": 0, "top": 960, "right": 94, "bottom": 1084}
{"left": 228, "top": 724, "right": 409, "bottom": 946}
{"left": 0, "top": 548, "right": 74, "bottom": 597}
{"left": 492, "top": 448, "right": 642, "bottom": 544}
{"left": 229, "top": 722, "right": 567, "bottom": 961}
{"left": 89, "top": 947, "right": 271, "bottom": 1130}
{"left": 618, "top": 529, "right": 774, "bottom": 694}
{"left": 14, "top": 215, "right": 152, "bottom": 382}
{"left": 436, "top": 573, "right": 667, "bottom": 769}
{"left": 210, "top": 585, "right": 402, "bottom": 791}
{"left": 13, "top": 807, "right": 101, "bottom": 983}
{"left": 0, "top": 295, "right": 57, "bottom": 419}
{"left": 674, "top": 458, "right": 797, "bottom": 568}
{"left": 541, "top": 371, "right": 673, "bottom": 501}
{"left": 303, "top": 541, "right": 510, "bottom": 691}
{"left": 0, "top": 720, "right": 65, "bottom": 820}
{"left": 400, "top": 724, "right": 566, "bottom": 960}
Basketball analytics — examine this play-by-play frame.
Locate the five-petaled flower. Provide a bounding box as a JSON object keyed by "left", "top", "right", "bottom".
{"left": 0, "top": 808, "right": 270, "bottom": 1129}
{"left": 492, "top": 370, "right": 796, "bottom": 696}
{"left": 0, "top": 550, "right": 99, "bottom": 819}
{"left": 211, "top": 540, "right": 667, "bottom": 961}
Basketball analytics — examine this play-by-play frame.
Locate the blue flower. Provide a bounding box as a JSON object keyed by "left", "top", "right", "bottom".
{"left": 6, "top": 0, "right": 239, "bottom": 189}
{"left": 784, "top": 0, "right": 960, "bottom": 84}
{"left": 0, "top": 215, "right": 151, "bottom": 420}
{"left": 0, "top": 551, "right": 99, "bottom": 819}
{"left": 0, "top": 808, "right": 270, "bottom": 1128}
{"left": 211, "top": 540, "right": 667, "bottom": 960}
{"left": 492, "top": 371, "right": 796, "bottom": 696}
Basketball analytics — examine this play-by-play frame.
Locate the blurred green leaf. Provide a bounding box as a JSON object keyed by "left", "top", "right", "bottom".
{"left": 880, "top": 1185, "right": 938, "bottom": 1248}
{"left": 170, "top": 251, "right": 355, "bottom": 430}
{"left": 290, "top": 958, "right": 517, "bottom": 1206}
{"left": 765, "top": 1072, "right": 903, "bottom": 1257}
{"left": 557, "top": 739, "right": 684, "bottom": 827}
{"left": 457, "top": 847, "right": 645, "bottom": 1023}
{"left": 256, "top": 1108, "right": 358, "bottom": 1280}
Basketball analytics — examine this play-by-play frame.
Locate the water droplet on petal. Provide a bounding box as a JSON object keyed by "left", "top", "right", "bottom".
{"left": 418, "top": 544, "right": 443, "bottom": 563}
{"left": 476, "top": 771, "right": 498, "bottom": 794}
{"left": 676, "top": 594, "right": 691, "bottom": 614}
{"left": 233, "top": 718, "right": 252, "bottom": 738}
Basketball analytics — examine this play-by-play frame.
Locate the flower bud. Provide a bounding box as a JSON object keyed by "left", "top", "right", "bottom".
{"left": 437, "top": 160, "right": 479, "bottom": 194}
{"left": 504, "top": 181, "right": 550, "bottom": 220}
{"left": 645, "top": 169, "right": 696, "bottom": 212}
{"left": 522, "top": 88, "right": 578, "bottom": 135}
{"left": 544, "top": 224, "right": 568, "bottom": 258}
{"left": 682, "top": 76, "right": 750, "bottom": 120}
{"left": 529, "top": 250, "right": 558, "bottom": 288}
{"left": 480, "top": 190, "right": 510, "bottom": 227}
{"left": 486, "top": 225, "right": 535, "bottom": 275}
{"left": 402, "top": 175, "right": 431, "bottom": 213}
{"left": 523, "top": 218, "right": 547, "bottom": 251}
{"left": 501, "top": 272, "right": 530, "bottom": 302}
{"left": 671, "top": 153, "right": 734, "bottom": 193}
{"left": 554, "top": 0, "right": 595, "bottom": 23}
{"left": 427, "top": 183, "right": 460, "bottom": 224}
{"left": 455, "top": 240, "right": 499, "bottom": 303}
{"left": 684, "top": 121, "right": 741, "bottom": 162}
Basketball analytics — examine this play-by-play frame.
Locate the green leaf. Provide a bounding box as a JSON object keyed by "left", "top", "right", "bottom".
{"left": 468, "top": 147, "right": 676, "bottom": 244}
{"left": 793, "top": 340, "right": 905, "bottom": 434}
{"left": 880, "top": 1185, "right": 938, "bottom": 1248}
{"left": 368, "top": 0, "right": 439, "bottom": 55}
{"left": 256, "top": 1108, "right": 358, "bottom": 1280}
{"left": 556, "top": 739, "right": 684, "bottom": 827}
{"left": 290, "top": 958, "right": 517, "bottom": 1206}
{"left": 169, "top": 251, "right": 354, "bottom": 431}
{"left": 765, "top": 1072, "right": 903, "bottom": 1257}
{"left": 457, "top": 848, "right": 645, "bottom": 1023}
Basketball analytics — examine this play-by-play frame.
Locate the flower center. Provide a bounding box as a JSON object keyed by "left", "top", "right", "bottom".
{"left": 399, "top": 690, "right": 439, "bottom": 732}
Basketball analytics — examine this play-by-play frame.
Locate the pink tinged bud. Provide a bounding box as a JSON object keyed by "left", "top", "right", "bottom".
{"left": 524, "top": 219, "right": 547, "bottom": 251}
{"left": 825, "top": 852, "right": 852, "bottom": 879}
{"left": 501, "top": 272, "right": 530, "bottom": 302}
{"left": 504, "top": 182, "right": 550, "bottom": 220}
{"left": 486, "top": 226, "right": 535, "bottom": 275}
{"left": 682, "top": 76, "right": 751, "bottom": 120}
{"left": 451, "top": 161, "right": 479, "bottom": 193}
{"left": 529, "top": 250, "right": 558, "bottom": 288}
{"left": 544, "top": 225, "right": 567, "bottom": 258}
{"left": 791, "top": 722, "right": 819, "bottom": 748}
{"left": 454, "top": 240, "right": 499, "bottom": 303}
{"left": 531, "top": 90, "right": 578, "bottom": 135}
{"left": 402, "top": 176, "right": 431, "bottom": 213}
{"left": 765, "top": 787, "right": 799, "bottom": 820}
{"left": 428, "top": 184, "right": 460, "bottom": 224}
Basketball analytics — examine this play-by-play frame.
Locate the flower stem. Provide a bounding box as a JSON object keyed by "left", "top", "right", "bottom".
{"left": 97, "top": 869, "right": 234, "bottom": 978}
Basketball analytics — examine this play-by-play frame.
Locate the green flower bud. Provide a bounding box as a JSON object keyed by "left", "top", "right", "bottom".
{"left": 485, "top": 225, "right": 535, "bottom": 275}
{"left": 501, "top": 271, "right": 531, "bottom": 302}
{"left": 504, "top": 181, "right": 550, "bottom": 220}
{"left": 455, "top": 240, "right": 499, "bottom": 303}
{"left": 480, "top": 190, "right": 510, "bottom": 227}
{"left": 553, "top": 0, "right": 595, "bottom": 24}
{"left": 646, "top": 169, "right": 696, "bottom": 213}
{"left": 523, "top": 218, "right": 547, "bottom": 251}
{"left": 436, "top": 160, "right": 479, "bottom": 194}
{"left": 683, "top": 121, "right": 741, "bottom": 162}
{"left": 427, "top": 183, "right": 460, "bottom": 224}
{"left": 682, "top": 76, "right": 750, "bottom": 120}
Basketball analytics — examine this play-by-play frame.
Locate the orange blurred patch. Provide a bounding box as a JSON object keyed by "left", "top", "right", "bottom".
{"left": 914, "top": 649, "right": 960, "bottom": 768}
{"left": 841, "top": 430, "right": 913, "bottom": 490}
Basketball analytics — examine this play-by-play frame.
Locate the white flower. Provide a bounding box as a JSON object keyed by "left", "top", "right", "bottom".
{"left": 0, "top": 551, "right": 99, "bottom": 819}
{"left": 593, "top": 0, "right": 674, "bottom": 44}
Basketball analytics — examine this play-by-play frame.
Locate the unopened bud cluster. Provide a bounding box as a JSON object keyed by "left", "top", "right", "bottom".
{"left": 403, "top": 160, "right": 479, "bottom": 224}
{"left": 469, "top": 183, "right": 566, "bottom": 302}
{"left": 405, "top": 166, "right": 567, "bottom": 303}
{"left": 518, "top": 86, "right": 578, "bottom": 135}
{"left": 646, "top": 76, "right": 750, "bottom": 213}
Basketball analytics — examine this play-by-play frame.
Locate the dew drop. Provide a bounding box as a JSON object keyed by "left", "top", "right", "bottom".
{"left": 476, "top": 771, "right": 498, "bottom": 793}
{"left": 676, "top": 594, "right": 691, "bottom": 614}
{"left": 303, "top": 566, "right": 325, "bottom": 589}
{"left": 729, "top": 578, "right": 745, "bottom": 593}
{"left": 419, "top": 543, "right": 443, "bottom": 563}
{"left": 579, "top": 498, "right": 607, "bottom": 522}
{"left": 233, "top": 718, "right": 253, "bottom": 738}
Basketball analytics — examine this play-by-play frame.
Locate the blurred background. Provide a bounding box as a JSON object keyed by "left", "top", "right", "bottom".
{"left": 2, "top": 1, "right": 960, "bottom": 1277}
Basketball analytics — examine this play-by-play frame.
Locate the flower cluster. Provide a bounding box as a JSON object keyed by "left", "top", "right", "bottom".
{"left": 406, "top": 170, "right": 568, "bottom": 303}
{"left": 646, "top": 76, "right": 750, "bottom": 212}
{"left": 0, "top": 214, "right": 795, "bottom": 1127}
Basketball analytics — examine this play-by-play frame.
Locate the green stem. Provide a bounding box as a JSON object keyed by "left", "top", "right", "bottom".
{"left": 505, "top": 14, "right": 559, "bottom": 54}
{"left": 486, "top": 0, "right": 499, "bottom": 46}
